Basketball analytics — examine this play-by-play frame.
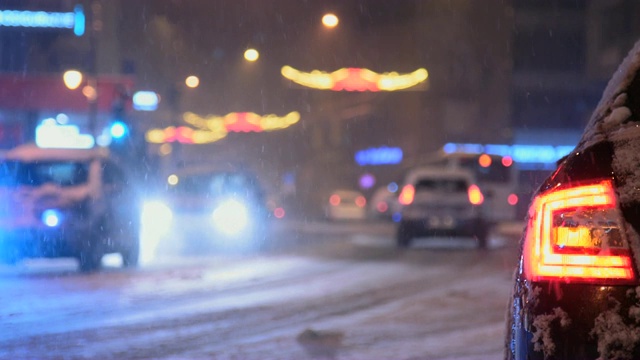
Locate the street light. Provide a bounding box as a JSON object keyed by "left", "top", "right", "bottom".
{"left": 322, "top": 13, "right": 339, "bottom": 28}
{"left": 185, "top": 75, "right": 200, "bottom": 88}
{"left": 244, "top": 48, "right": 259, "bottom": 62}
{"left": 63, "top": 70, "right": 83, "bottom": 90}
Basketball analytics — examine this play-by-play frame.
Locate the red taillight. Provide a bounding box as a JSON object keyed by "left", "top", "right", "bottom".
{"left": 377, "top": 201, "right": 388, "bottom": 213}
{"left": 329, "top": 194, "right": 341, "bottom": 206}
{"left": 468, "top": 184, "right": 484, "bottom": 205}
{"left": 398, "top": 184, "right": 415, "bottom": 205}
{"left": 355, "top": 196, "right": 366, "bottom": 208}
{"left": 523, "top": 181, "right": 635, "bottom": 283}
{"left": 508, "top": 193, "right": 518, "bottom": 206}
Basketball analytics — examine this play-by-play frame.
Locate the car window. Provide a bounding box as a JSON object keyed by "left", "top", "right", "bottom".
{"left": 414, "top": 178, "right": 467, "bottom": 193}
{"left": 0, "top": 160, "right": 89, "bottom": 187}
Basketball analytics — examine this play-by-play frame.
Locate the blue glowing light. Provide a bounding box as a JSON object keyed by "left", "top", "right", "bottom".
{"left": 387, "top": 182, "right": 399, "bottom": 193}
{"left": 132, "top": 91, "right": 159, "bottom": 111}
{"left": 442, "top": 143, "right": 575, "bottom": 165}
{"left": 42, "top": 209, "right": 62, "bottom": 227}
{"left": 110, "top": 122, "right": 128, "bottom": 139}
{"left": 73, "top": 5, "right": 85, "bottom": 36}
{"left": 355, "top": 147, "right": 403, "bottom": 166}
{"left": 392, "top": 212, "right": 402, "bottom": 222}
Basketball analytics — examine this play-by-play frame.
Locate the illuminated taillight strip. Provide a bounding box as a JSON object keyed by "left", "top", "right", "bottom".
{"left": 526, "top": 181, "right": 635, "bottom": 282}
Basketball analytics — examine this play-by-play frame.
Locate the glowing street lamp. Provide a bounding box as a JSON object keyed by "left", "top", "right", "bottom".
{"left": 63, "top": 70, "right": 83, "bottom": 90}
{"left": 185, "top": 75, "right": 200, "bottom": 88}
{"left": 322, "top": 13, "right": 339, "bottom": 28}
{"left": 244, "top": 48, "right": 259, "bottom": 62}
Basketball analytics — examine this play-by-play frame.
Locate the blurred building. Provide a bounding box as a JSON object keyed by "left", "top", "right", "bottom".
{"left": 511, "top": 0, "right": 640, "bottom": 199}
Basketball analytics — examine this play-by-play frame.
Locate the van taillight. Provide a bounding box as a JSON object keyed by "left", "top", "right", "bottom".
{"left": 523, "top": 181, "right": 635, "bottom": 283}
{"left": 468, "top": 184, "right": 484, "bottom": 205}
{"left": 398, "top": 184, "right": 415, "bottom": 205}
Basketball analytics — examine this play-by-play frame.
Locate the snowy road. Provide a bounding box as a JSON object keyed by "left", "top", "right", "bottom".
{"left": 0, "top": 221, "right": 521, "bottom": 359}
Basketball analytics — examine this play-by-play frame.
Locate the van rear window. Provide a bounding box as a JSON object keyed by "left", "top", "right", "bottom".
{"left": 0, "top": 161, "right": 89, "bottom": 187}
{"left": 414, "top": 179, "right": 467, "bottom": 193}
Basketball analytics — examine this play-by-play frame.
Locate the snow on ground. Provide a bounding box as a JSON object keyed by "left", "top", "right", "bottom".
{"left": 0, "top": 222, "right": 519, "bottom": 359}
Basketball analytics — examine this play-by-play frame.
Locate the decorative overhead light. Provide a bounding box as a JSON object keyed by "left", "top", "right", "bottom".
{"left": 145, "top": 111, "right": 300, "bottom": 144}
{"left": 281, "top": 66, "right": 428, "bottom": 91}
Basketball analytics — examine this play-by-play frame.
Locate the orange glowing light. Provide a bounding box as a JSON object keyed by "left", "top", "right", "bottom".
{"left": 322, "top": 13, "right": 339, "bottom": 28}
{"left": 467, "top": 184, "right": 484, "bottom": 205}
{"left": 281, "top": 66, "right": 428, "bottom": 92}
{"left": 398, "top": 184, "right": 415, "bottom": 205}
{"left": 478, "top": 154, "right": 492, "bottom": 168}
{"left": 146, "top": 111, "right": 301, "bottom": 145}
{"left": 524, "top": 181, "right": 635, "bottom": 282}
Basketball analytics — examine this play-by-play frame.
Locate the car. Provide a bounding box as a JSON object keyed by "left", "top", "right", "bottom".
{"left": 505, "top": 42, "right": 640, "bottom": 359}
{"left": 395, "top": 166, "right": 489, "bottom": 248}
{"left": 324, "top": 189, "right": 367, "bottom": 221}
{"left": 368, "top": 184, "right": 401, "bottom": 221}
{"left": 142, "top": 165, "right": 270, "bottom": 252}
{"left": 0, "top": 144, "right": 140, "bottom": 272}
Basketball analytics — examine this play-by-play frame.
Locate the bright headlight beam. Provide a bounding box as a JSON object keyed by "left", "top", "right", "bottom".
{"left": 212, "top": 198, "right": 250, "bottom": 236}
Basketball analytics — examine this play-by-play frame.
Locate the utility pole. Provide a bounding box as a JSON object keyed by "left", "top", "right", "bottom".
{"left": 87, "top": 0, "right": 102, "bottom": 141}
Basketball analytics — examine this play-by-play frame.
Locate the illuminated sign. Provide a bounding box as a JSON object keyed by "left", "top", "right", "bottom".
{"left": 0, "top": 6, "right": 85, "bottom": 36}
{"left": 146, "top": 111, "right": 301, "bottom": 144}
{"left": 443, "top": 143, "right": 575, "bottom": 165}
{"left": 36, "top": 119, "right": 94, "bottom": 149}
{"left": 356, "top": 147, "right": 403, "bottom": 166}
{"left": 281, "top": 66, "right": 428, "bottom": 92}
{"left": 132, "top": 91, "right": 159, "bottom": 111}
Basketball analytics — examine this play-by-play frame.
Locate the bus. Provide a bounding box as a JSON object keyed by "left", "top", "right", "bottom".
{"left": 413, "top": 151, "right": 519, "bottom": 223}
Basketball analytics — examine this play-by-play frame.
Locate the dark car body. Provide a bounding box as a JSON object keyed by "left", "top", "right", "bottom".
{"left": 0, "top": 144, "right": 140, "bottom": 271}
{"left": 506, "top": 41, "right": 640, "bottom": 359}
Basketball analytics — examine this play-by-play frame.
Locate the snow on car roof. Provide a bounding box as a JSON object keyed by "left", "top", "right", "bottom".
{"left": 2, "top": 143, "right": 109, "bottom": 162}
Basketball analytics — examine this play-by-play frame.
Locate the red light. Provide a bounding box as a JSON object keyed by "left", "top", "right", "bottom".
{"left": 468, "top": 184, "right": 484, "bottom": 205}
{"left": 478, "top": 154, "right": 492, "bottom": 168}
{"left": 377, "top": 201, "right": 389, "bottom": 213}
{"left": 508, "top": 193, "right": 518, "bottom": 206}
{"left": 502, "top": 156, "right": 513, "bottom": 167}
{"left": 355, "top": 196, "right": 366, "bottom": 208}
{"left": 274, "top": 207, "right": 285, "bottom": 219}
{"left": 329, "top": 194, "right": 341, "bottom": 206}
{"left": 398, "top": 184, "right": 415, "bottom": 205}
{"left": 523, "top": 181, "right": 635, "bottom": 283}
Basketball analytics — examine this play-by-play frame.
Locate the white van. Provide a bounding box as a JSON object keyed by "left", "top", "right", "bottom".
{"left": 396, "top": 166, "right": 489, "bottom": 248}
{"left": 0, "top": 144, "right": 140, "bottom": 271}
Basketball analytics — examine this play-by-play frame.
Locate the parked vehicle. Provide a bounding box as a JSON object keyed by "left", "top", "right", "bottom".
{"left": 324, "top": 189, "right": 367, "bottom": 221}
{"left": 396, "top": 166, "right": 489, "bottom": 248}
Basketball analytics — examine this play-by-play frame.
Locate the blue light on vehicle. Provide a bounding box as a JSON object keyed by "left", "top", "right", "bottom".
{"left": 355, "top": 147, "right": 403, "bottom": 166}
{"left": 387, "top": 182, "right": 399, "bottom": 193}
{"left": 110, "top": 121, "right": 128, "bottom": 139}
{"left": 42, "top": 209, "right": 62, "bottom": 227}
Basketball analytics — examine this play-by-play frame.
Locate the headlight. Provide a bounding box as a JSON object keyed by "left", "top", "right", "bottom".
{"left": 42, "top": 209, "right": 63, "bottom": 227}
{"left": 212, "top": 198, "right": 250, "bottom": 236}
{"left": 141, "top": 201, "right": 173, "bottom": 225}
